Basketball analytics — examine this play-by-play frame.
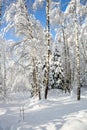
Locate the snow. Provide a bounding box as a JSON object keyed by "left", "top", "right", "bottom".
{"left": 60, "top": 117, "right": 87, "bottom": 130}
{"left": 0, "top": 89, "right": 87, "bottom": 130}
{"left": 33, "top": 0, "right": 45, "bottom": 10}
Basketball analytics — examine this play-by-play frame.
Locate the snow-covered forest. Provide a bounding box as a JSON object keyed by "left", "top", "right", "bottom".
{"left": 0, "top": 0, "right": 87, "bottom": 130}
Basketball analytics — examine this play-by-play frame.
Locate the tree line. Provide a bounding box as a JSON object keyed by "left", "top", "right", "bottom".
{"left": 0, "top": 0, "right": 87, "bottom": 100}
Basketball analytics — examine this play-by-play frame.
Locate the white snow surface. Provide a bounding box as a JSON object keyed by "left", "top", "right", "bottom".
{"left": 0, "top": 89, "right": 87, "bottom": 130}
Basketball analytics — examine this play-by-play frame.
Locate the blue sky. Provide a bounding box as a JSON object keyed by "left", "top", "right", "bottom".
{"left": 1, "top": 0, "right": 71, "bottom": 41}
{"left": 1, "top": 0, "right": 87, "bottom": 41}
{"left": 31, "top": 0, "right": 71, "bottom": 39}
{"left": 34, "top": 0, "right": 71, "bottom": 27}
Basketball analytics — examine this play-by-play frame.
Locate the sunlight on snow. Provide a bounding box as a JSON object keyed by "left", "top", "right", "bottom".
{"left": 0, "top": 108, "right": 7, "bottom": 116}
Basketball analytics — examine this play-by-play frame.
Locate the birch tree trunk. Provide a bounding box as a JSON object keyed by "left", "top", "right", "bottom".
{"left": 45, "top": 0, "right": 50, "bottom": 99}
{"left": 75, "top": 23, "right": 81, "bottom": 100}
{"left": 33, "top": 50, "right": 41, "bottom": 100}
{"left": 75, "top": 0, "right": 81, "bottom": 100}
{"left": 66, "top": 36, "right": 71, "bottom": 92}
{"left": 62, "top": 28, "right": 68, "bottom": 93}
{"left": 3, "top": 48, "right": 7, "bottom": 98}
{"left": 62, "top": 28, "right": 71, "bottom": 93}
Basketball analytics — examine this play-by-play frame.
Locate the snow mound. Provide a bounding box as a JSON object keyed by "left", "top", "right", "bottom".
{"left": 59, "top": 119, "right": 87, "bottom": 130}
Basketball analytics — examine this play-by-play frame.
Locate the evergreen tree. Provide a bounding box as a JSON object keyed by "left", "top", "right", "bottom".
{"left": 49, "top": 46, "right": 64, "bottom": 90}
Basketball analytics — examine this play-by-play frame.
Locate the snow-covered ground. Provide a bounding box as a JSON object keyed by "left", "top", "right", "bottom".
{"left": 0, "top": 89, "right": 87, "bottom": 130}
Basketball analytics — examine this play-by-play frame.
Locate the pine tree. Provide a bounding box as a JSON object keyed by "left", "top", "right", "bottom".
{"left": 49, "top": 46, "right": 64, "bottom": 90}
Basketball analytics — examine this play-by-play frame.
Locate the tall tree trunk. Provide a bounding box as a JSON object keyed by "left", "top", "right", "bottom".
{"left": 45, "top": 0, "right": 50, "bottom": 99}
{"left": 75, "top": 0, "right": 81, "bottom": 100}
{"left": 33, "top": 50, "right": 41, "bottom": 100}
{"left": 3, "top": 50, "right": 6, "bottom": 98}
{"left": 62, "top": 28, "right": 71, "bottom": 93}
{"left": 66, "top": 36, "right": 71, "bottom": 92}
{"left": 75, "top": 24, "right": 81, "bottom": 100}
{"left": 62, "top": 28, "right": 67, "bottom": 93}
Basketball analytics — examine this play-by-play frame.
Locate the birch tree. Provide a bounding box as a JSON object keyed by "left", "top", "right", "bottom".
{"left": 3, "top": 0, "right": 47, "bottom": 99}
{"left": 45, "top": 0, "right": 51, "bottom": 99}
{"left": 65, "top": 0, "right": 87, "bottom": 100}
